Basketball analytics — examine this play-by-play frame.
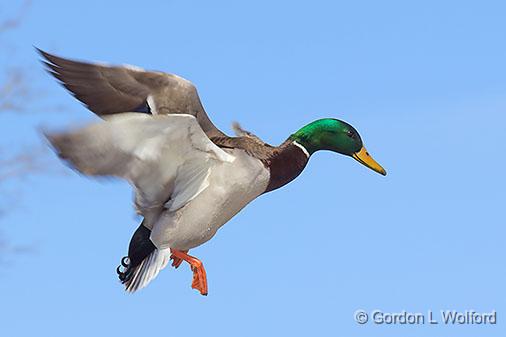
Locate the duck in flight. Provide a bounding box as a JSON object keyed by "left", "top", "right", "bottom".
{"left": 39, "top": 49, "right": 386, "bottom": 296}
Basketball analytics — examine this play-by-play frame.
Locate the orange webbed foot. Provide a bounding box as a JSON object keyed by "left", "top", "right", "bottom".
{"left": 170, "top": 249, "right": 208, "bottom": 296}
{"left": 189, "top": 259, "right": 208, "bottom": 296}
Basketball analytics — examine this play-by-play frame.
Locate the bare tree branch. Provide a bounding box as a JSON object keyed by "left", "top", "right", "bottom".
{"left": 0, "top": 1, "right": 45, "bottom": 183}
{"left": 0, "top": 68, "right": 33, "bottom": 113}
{"left": 0, "top": 0, "right": 34, "bottom": 113}
{"left": 0, "top": 0, "right": 31, "bottom": 34}
{"left": 0, "top": 0, "right": 45, "bottom": 261}
{"left": 0, "top": 145, "right": 49, "bottom": 182}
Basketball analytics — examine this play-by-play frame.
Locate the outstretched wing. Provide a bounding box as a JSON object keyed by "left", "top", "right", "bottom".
{"left": 45, "top": 113, "right": 235, "bottom": 216}
{"left": 37, "top": 49, "right": 225, "bottom": 138}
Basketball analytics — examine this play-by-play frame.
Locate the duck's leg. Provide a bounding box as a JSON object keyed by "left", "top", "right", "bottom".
{"left": 170, "top": 249, "right": 208, "bottom": 296}
{"left": 170, "top": 249, "right": 187, "bottom": 269}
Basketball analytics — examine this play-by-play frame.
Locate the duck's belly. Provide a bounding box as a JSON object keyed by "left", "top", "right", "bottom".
{"left": 150, "top": 150, "right": 270, "bottom": 250}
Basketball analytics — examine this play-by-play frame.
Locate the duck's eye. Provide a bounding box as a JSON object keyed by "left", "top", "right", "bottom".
{"left": 346, "top": 130, "right": 354, "bottom": 138}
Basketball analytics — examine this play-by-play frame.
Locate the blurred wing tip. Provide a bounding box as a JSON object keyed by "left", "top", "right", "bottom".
{"left": 231, "top": 121, "right": 243, "bottom": 135}
{"left": 36, "top": 48, "right": 58, "bottom": 65}
{"left": 39, "top": 128, "right": 56, "bottom": 147}
{"left": 122, "top": 64, "right": 145, "bottom": 72}
{"left": 34, "top": 46, "right": 47, "bottom": 57}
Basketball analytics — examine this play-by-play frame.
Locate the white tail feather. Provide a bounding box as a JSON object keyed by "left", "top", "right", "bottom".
{"left": 125, "top": 248, "right": 171, "bottom": 292}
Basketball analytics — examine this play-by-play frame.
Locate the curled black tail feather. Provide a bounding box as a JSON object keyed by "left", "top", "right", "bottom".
{"left": 117, "top": 221, "right": 156, "bottom": 285}
{"left": 116, "top": 257, "right": 132, "bottom": 282}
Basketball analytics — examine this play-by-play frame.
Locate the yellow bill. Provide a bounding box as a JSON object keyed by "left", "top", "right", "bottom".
{"left": 352, "top": 147, "right": 387, "bottom": 176}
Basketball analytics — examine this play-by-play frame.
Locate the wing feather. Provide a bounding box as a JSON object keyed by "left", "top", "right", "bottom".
{"left": 37, "top": 48, "right": 225, "bottom": 138}
{"left": 45, "top": 113, "right": 234, "bottom": 215}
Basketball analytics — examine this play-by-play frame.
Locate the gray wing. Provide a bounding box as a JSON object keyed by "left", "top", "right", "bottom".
{"left": 37, "top": 48, "right": 225, "bottom": 138}
{"left": 45, "top": 113, "right": 235, "bottom": 217}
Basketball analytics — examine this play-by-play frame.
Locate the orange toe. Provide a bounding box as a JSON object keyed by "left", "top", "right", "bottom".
{"left": 171, "top": 257, "right": 183, "bottom": 268}
{"left": 170, "top": 249, "right": 208, "bottom": 296}
{"left": 170, "top": 250, "right": 187, "bottom": 269}
{"left": 190, "top": 262, "right": 208, "bottom": 296}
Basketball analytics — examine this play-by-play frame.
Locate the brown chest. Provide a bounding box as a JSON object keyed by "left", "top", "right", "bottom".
{"left": 264, "top": 143, "right": 309, "bottom": 193}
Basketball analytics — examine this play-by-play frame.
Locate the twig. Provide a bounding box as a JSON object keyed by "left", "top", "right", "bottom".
{"left": 0, "top": 0, "right": 31, "bottom": 34}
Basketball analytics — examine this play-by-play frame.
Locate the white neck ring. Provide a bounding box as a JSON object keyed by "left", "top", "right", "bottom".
{"left": 292, "top": 140, "right": 310, "bottom": 158}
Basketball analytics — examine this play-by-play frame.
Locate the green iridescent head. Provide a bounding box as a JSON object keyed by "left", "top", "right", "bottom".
{"left": 290, "top": 118, "right": 386, "bottom": 175}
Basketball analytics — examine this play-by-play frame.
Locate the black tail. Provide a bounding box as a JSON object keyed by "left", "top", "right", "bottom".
{"left": 117, "top": 221, "right": 156, "bottom": 284}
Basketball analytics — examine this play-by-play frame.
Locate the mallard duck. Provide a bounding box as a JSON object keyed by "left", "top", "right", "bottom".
{"left": 39, "top": 49, "right": 386, "bottom": 296}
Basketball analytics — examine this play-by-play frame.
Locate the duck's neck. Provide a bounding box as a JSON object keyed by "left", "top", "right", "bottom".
{"left": 264, "top": 139, "right": 310, "bottom": 193}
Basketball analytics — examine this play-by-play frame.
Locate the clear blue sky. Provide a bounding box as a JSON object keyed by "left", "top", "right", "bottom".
{"left": 1, "top": 1, "right": 505, "bottom": 336}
